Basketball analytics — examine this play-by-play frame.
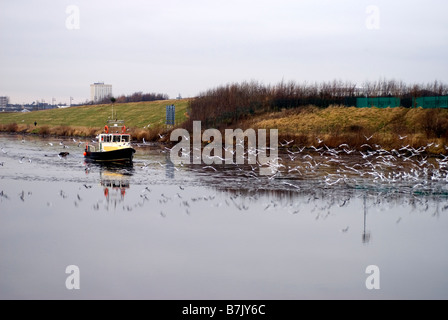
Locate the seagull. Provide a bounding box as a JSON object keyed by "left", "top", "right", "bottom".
{"left": 341, "top": 226, "right": 349, "bottom": 233}
{"left": 325, "top": 177, "right": 343, "bottom": 186}
{"left": 287, "top": 147, "right": 305, "bottom": 154}
{"left": 280, "top": 140, "right": 294, "bottom": 147}
{"left": 364, "top": 134, "right": 374, "bottom": 141}
{"left": 399, "top": 135, "right": 408, "bottom": 140}
{"left": 48, "top": 142, "right": 53, "bottom": 146}
{"left": 317, "top": 137, "right": 324, "bottom": 144}
{"left": 1, "top": 147, "right": 6, "bottom": 154}
{"left": 19, "top": 157, "right": 25, "bottom": 164}
{"left": 283, "top": 182, "right": 301, "bottom": 189}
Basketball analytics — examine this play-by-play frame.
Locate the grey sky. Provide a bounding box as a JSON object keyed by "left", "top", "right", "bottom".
{"left": 1, "top": 0, "right": 447, "bottom": 104}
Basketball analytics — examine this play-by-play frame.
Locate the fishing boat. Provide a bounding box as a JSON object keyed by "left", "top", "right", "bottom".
{"left": 84, "top": 120, "right": 136, "bottom": 163}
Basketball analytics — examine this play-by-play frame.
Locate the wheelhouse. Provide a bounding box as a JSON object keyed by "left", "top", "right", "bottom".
{"left": 98, "top": 133, "right": 132, "bottom": 152}
{"left": 99, "top": 134, "right": 131, "bottom": 143}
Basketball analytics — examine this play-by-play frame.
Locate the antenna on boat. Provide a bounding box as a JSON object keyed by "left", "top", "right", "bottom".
{"left": 110, "top": 97, "right": 117, "bottom": 120}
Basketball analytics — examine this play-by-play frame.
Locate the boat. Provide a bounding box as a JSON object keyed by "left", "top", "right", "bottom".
{"left": 84, "top": 120, "right": 136, "bottom": 163}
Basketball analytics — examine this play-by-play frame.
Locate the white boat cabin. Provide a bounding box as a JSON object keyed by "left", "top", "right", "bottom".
{"left": 98, "top": 133, "right": 132, "bottom": 152}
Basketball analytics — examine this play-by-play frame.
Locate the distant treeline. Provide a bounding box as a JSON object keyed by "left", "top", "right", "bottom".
{"left": 184, "top": 79, "right": 448, "bottom": 130}
{"left": 95, "top": 91, "right": 169, "bottom": 105}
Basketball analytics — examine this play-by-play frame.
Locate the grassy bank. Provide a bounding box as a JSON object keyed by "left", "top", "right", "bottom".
{"left": 242, "top": 105, "right": 448, "bottom": 153}
{"left": 2, "top": 99, "right": 448, "bottom": 154}
{"left": 0, "top": 99, "right": 190, "bottom": 141}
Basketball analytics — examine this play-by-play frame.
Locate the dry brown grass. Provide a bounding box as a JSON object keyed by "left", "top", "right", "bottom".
{"left": 39, "top": 125, "right": 50, "bottom": 136}
{"left": 4, "top": 123, "right": 19, "bottom": 132}
{"left": 0, "top": 124, "right": 102, "bottom": 138}
{"left": 246, "top": 106, "right": 448, "bottom": 153}
{"left": 131, "top": 125, "right": 172, "bottom": 142}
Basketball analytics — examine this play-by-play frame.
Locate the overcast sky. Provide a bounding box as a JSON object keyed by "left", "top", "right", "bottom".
{"left": 1, "top": 0, "right": 447, "bottom": 104}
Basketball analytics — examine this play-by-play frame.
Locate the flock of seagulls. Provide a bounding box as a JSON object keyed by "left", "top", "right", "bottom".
{"left": 4, "top": 134, "right": 448, "bottom": 192}
{"left": 158, "top": 135, "right": 448, "bottom": 196}
{"left": 0, "top": 137, "right": 90, "bottom": 166}
{"left": 2, "top": 134, "right": 448, "bottom": 219}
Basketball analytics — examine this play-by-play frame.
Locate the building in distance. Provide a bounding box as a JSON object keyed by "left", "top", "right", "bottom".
{"left": 90, "top": 82, "right": 112, "bottom": 103}
{"left": 0, "top": 96, "right": 9, "bottom": 112}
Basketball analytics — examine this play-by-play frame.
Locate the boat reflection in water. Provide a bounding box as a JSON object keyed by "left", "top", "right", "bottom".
{"left": 101, "top": 170, "right": 130, "bottom": 201}
{"left": 94, "top": 163, "right": 134, "bottom": 210}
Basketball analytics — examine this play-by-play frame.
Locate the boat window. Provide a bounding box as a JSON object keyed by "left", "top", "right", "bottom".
{"left": 122, "top": 135, "right": 130, "bottom": 142}
{"left": 103, "top": 135, "right": 111, "bottom": 143}
{"left": 113, "top": 135, "right": 121, "bottom": 142}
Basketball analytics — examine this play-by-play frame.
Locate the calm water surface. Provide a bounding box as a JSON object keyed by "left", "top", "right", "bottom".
{"left": 0, "top": 134, "right": 447, "bottom": 299}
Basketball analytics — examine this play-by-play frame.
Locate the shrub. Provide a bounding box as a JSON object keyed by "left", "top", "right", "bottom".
{"left": 423, "top": 109, "right": 448, "bottom": 138}
{"left": 39, "top": 125, "right": 50, "bottom": 136}
{"left": 5, "top": 123, "right": 18, "bottom": 132}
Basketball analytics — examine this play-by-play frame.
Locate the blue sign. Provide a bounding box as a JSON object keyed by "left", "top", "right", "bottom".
{"left": 166, "top": 104, "right": 175, "bottom": 125}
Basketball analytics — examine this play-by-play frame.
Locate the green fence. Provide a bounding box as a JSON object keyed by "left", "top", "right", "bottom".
{"left": 412, "top": 96, "right": 448, "bottom": 108}
{"left": 356, "top": 97, "right": 401, "bottom": 108}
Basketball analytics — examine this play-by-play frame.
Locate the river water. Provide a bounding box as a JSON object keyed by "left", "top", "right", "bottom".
{"left": 0, "top": 134, "right": 447, "bottom": 299}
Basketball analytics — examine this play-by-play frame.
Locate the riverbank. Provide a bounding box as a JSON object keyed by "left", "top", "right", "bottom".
{"left": 0, "top": 99, "right": 190, "bottom": 142}
{"left": 0, "top": 123, "right": 173, "bottom": 143}
{"left": 2, "top": 102, "right": 448, "bottom": 154}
